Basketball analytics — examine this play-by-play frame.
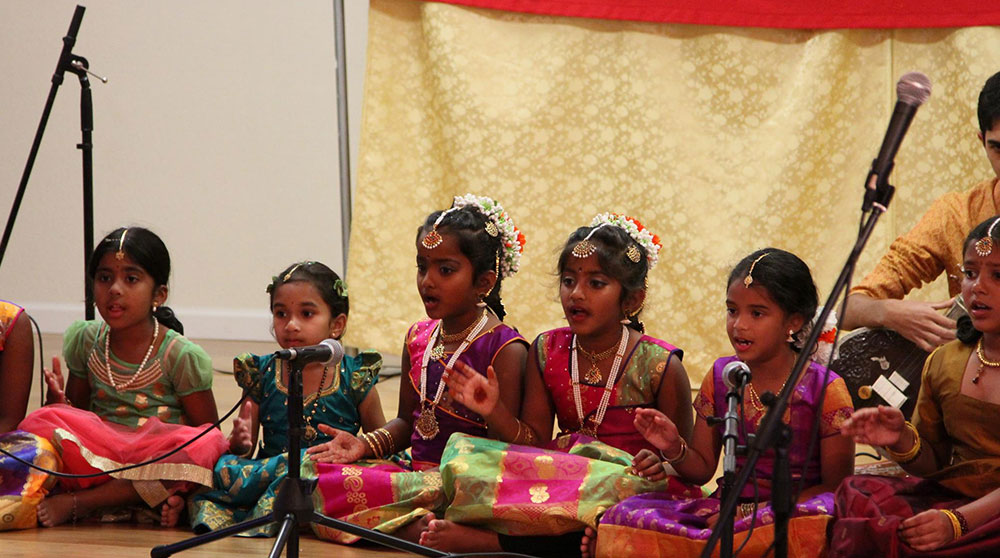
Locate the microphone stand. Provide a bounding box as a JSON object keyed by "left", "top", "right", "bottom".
{"left": 702, "top": 185, "right": 895, "bottom": 558}
{"left": 151, "top": 357, "right": 446, "bottom": 558}
{"left": 718, "top": 380, "right": 749, "bottom": 558}
{"left": 0, "top": 5, "right": 105, "bottom": 320}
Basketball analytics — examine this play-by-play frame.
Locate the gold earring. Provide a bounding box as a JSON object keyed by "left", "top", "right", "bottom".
{"left": 786, "top": 329, "right": 795, "bottom": 343}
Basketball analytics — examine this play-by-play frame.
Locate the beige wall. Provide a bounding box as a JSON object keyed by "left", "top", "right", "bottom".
{"left": 0, "top": 1, "right": 369, "bottom": 340}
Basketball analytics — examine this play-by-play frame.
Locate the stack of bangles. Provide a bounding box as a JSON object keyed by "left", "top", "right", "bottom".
{"left": 659, "top": 437, "right": 688, "bottom": 465}
{"left": 360, "top": 427, "right": 394, "bottom": 459}
{"left": 737, "top": 502, "right": 757, "bottom": 519}
{"left": 940, "top": 509, "right": 970, "bottom": 540}
{"left": 884, "top": 421, "right": 921, "bottom": 464}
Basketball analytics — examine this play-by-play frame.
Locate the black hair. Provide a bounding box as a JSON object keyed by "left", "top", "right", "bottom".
{"left": 728, "top": 248, "right": 818, "bottom": 350}
{"left": 88, "top": 227, "right": 184, "bottom": 333}
{"left": 417, "top": 204, "right": 509, "bottom": 320}
{"left": 956, "top": 216, "right": 1000, "bottom": 344}
{"left": 978, "top": 71, "right": 1000, "bottom": 134}
{"left": 557, "top": 224, "right": 649, "bottom": 332}
{"left": 267, "top": 261, "right": 350, "bottom": 338}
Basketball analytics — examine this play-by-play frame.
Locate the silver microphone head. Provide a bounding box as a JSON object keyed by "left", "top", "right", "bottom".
{"left": 319, "top": 338, "right": 345, "bottom": 365}
{"left": 722, "top": 360, "right": 751, "bottom": 390}
{"left": 897, "top": 72, "right": 931, "bottom": 106}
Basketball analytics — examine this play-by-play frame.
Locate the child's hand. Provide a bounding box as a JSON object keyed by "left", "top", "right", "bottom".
{"left": 634, "top": 408, "right": 682, "bottom": 455}
{"left": 43, "top": 356, "right": 68, "bottom": 406}
{"left": 229, "top": 400, "right": 255, "bottom": 455}
{"left": 445, "top": 360, "right": 499, "bottom": 417}
{"left": 899, "top": 509, "right": 955, "bottom": 552}
{"left": 307, "top": 423, "right": 366, "bottom": 463}
{"left": 631, "top": 449, "right": 668, "bottom": 481}
{"left": 840, "top": 405, "right": 905, "bottom": 448}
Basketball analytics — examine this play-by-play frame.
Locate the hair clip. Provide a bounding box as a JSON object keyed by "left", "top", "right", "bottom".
{"left": 484, "top": 220, "right": 499, "bottom": 237}
{"left": 976, "top": 218, "right": 1000, "bottom": 257}
{"left": 283, "top": 263, "right": 304, "bottom": 281}
{"left": 116, "top": 228, "right": 128, "bottom": 260}
{"left": 744, "top": 252, "right": 770, "bottom": 288}
{"left": 572, "top": 223, "right": 609, "bottom": 259}
{"left": 626, "top": 243, "right": 641, "bottom": 263}
{"left": 422, "top": 207, "right": 458, "bottom": 249}
{"left": 333, "top": 278, "right": 348, "bottom": 298}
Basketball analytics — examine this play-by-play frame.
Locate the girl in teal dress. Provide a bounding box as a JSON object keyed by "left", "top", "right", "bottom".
{"left": 189, "top": 261, "right": 385, "bottom": 536}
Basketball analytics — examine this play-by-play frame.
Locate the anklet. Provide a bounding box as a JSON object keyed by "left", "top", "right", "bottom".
{"left": 71, "top": 492, "right": 78, "bottom": 525}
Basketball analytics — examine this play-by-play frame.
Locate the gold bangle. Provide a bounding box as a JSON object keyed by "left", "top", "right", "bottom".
{"left": 374, "top": 428, "right": 394, "bottom": 456}
{"left": 372, "top": 430, "right": 387, "bottom": 458}
{"left": 360, "top": 432, "right": 379, "bottom": 458}
{"left": 660, "top": 438, "right": 688, "bottom": 464}
{"left": 939, "top": 509, "right": 962, "bottom": 540}
{"left": 884, "top": 422, "right": 921, "bottom": 464}
{"left": 515, "top": 419, "right": 537, "bottom": 445}
{"left": 738, "top": 502, "right": 757, "bottom": 519}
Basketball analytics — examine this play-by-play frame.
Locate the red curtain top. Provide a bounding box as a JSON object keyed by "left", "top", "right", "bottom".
{"left": 431, "top": 0, "right": 999, "bottom": 29}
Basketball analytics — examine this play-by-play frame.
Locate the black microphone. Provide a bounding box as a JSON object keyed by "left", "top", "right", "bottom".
{"left": 722, "top": 361, "right": 751, "bottom": 390}
{"left": 273, "top": 339, "right": 344, "bottom": 365}
{"left": 862, "top": 72, "right": 932, "bottom": 212}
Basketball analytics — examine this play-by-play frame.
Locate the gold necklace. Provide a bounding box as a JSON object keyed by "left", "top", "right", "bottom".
{"left": 975, "top": 338, "right": 1000, "bottom": 384}
{"left": 303, "top": 364, "right": 331, "bottom": 442}
{"left": 746, "top": 378, "right": 789, "bottom": 426}
{"left": 576, "top": 338, "right": 620, "bottom": 384}
{"left": 429, "top": 310, "right": 487, "bottom": 360}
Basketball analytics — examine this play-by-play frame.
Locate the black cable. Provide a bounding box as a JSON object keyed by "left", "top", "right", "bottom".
{"left": 443, "top": 553, "right": 545, "bottom": 558}
{"left": 0, "top": 392, "right": 246, "bottom": 479}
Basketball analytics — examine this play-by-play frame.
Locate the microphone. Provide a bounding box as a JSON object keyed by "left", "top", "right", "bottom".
{"left": 273, "top": 339, "right": 344, "bottom": 365}
{"left": 722, "top": 361, "right": 752, "bottom": 390}
{"left": 862, "top": 72, "right": 932, "bottom": 212}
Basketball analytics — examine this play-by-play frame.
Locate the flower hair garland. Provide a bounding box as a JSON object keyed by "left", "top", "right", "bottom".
{"left": 587, "top": 213, "right": 662, "bottom": 269}
{"left": 451, "top": 193, "right": 525, "bottom": 278}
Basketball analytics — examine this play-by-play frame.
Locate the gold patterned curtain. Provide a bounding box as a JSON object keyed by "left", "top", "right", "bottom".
{"left": 344, "top": 0, "right": 1000, "bottom": 382}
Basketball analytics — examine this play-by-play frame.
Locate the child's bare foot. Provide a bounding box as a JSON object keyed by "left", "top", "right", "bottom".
{"left": 37, "top": 493, "right": 77, "bottom": 527}
{"left": 396, "top": 512, "right": 435, "bottom": 542}
{"left": 160, "top": 495, "right": 185, "bottom": 527}
{"left": 419, "top": 518, "right": 500, "bottom": 553}
{"left": 581, "top": 525, "right": 598, "bottom": 558}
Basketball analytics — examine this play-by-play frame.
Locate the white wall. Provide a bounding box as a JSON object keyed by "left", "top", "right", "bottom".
{"left": 0, "top": 1, "right": 369, "bottom": 340}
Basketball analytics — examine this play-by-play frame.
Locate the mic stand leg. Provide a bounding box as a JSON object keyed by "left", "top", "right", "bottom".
{"left": 771, "top": 424, "right": 792, "bottom": 558}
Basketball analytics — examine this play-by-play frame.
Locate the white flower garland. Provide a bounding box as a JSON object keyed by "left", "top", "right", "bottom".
{"left": 451, "top": 194, "right": 524, "bottom": 278}
{"left": 589, "top": 213, "right": 662, "bottom": 269}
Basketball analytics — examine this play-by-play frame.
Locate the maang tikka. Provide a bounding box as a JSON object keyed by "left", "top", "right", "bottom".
{"left": 421, "top": 207, "right": 459, "bottom": 249}
{"left": 116, "top": 228, "right": 129, "bottom": 260}
{"left": 571, "top": 223, "right": 610, "bottom": 259}
{"left": 744, "top": 252, "right": 770, "bottom": 288}
{"left": 976, "top": 218, "right": 1000, "bottom": 257}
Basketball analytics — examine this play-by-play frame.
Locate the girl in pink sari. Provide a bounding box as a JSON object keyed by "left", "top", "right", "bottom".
{"left": 434, "top": 214, "right": 700, "bottom": 557}
{"left": 17, "top": 227, "right": 228, "bottom": 528}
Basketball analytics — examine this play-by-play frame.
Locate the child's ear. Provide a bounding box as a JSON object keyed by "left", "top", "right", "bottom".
{"left": 788, "top": 313, "right": 807, "bottom": 335}
{"left": 329, "top": 313, "right": 348, "bottom": 340}
{"left": 622, "top": 288, "right": 646, "bottom": 317}
{"left": 475, "top": 269, "right": 498, "bottom": 299}
{"left": 153, "top": 285, "right": 168, "bottom": 309}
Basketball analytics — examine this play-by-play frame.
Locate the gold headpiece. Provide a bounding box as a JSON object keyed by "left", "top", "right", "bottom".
{"left": 283, "top": 262, "right": 305, "bottom": 281}
{"left": 626, "top": 243, "right": 642, "bottom": 263}
{"left": 115, "top": 228, "right": 128, "bottom": 260}
{"left": 744, "top": 252, "right": 770, "bottom": 288}
{"left": 421, "top": 207, "right": 459, "bottom": 249}
{"left": 571, "top": 223, "right": 610, "bottom": 259}
{"left": 975, "top": 218, "right": 1000, "bottom": 257}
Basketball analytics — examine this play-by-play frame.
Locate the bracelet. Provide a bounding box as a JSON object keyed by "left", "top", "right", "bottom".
{"left": 372, "top": 428, "right": 394, "bottom": 457}
{"left": 737, "top": 502, "right": 757, "bottom": 519}
{"left": 953, "top": 508, "right": 970, "bottom": 536}
{"left": 884, "top": 422, "right": 921, "bottom": 464}
{"left": 360, "top": 432, "right": 379, "bottom": 458}
{"left": 513, "top": 419, "right": 537, "bottom": 446}
{"left": 939, "top": 509, "right": 963, "bottom": 540}
{"left": 659, "top": 437, "right": 688, "bottom": 464}
{"left": 70, "top": 491, "right": 78, "bottom": 525}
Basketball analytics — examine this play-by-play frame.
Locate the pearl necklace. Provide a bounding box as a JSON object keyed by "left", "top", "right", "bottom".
{"left": 415, "top": 311, "right": 490, "bottom": 440}
{"left": 104, "top": 318, "right": 160, "bottom": 392}
{"left": 570, "top": 325, "right": 629, "bottom": 438}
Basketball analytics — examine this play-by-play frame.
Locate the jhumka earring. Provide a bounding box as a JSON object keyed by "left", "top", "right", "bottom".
{"left": 115, "top": 228, "right": 129, "bottom": 260}
{"left": 422, "top": 207, "right": 458, "bottom": 249}
{"left": 572, "top": 223, "right": 609, "bottom": 259}
{"left": 976, "top": 218, "right": 1000, "bottom": 257}
{"left": 744, "top": 252, "right": 771, "bottom": 288}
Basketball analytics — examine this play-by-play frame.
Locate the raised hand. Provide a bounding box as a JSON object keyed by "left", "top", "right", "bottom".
{"left": 306, "top": 423, "right": 366, "bottom": 463}
{"left": 840, "top": 405, "right": 906, "bottom": 448}
{"left": 634, "top": 407, "right": 682, "bottom": 455}
{"left": 444, "top": 360, "right": 499, "bottom": 417}
{"left": 631, "top": 448, "right": 667, "bottom": 481}
{"left": 229, "top": 400, "right": 255, "bottom": 455}
{"left": 899, "top": 509, "right": 955, "bottom": 552}
{"left": 43, "top": 356, "right": 68, "bottom": 406}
